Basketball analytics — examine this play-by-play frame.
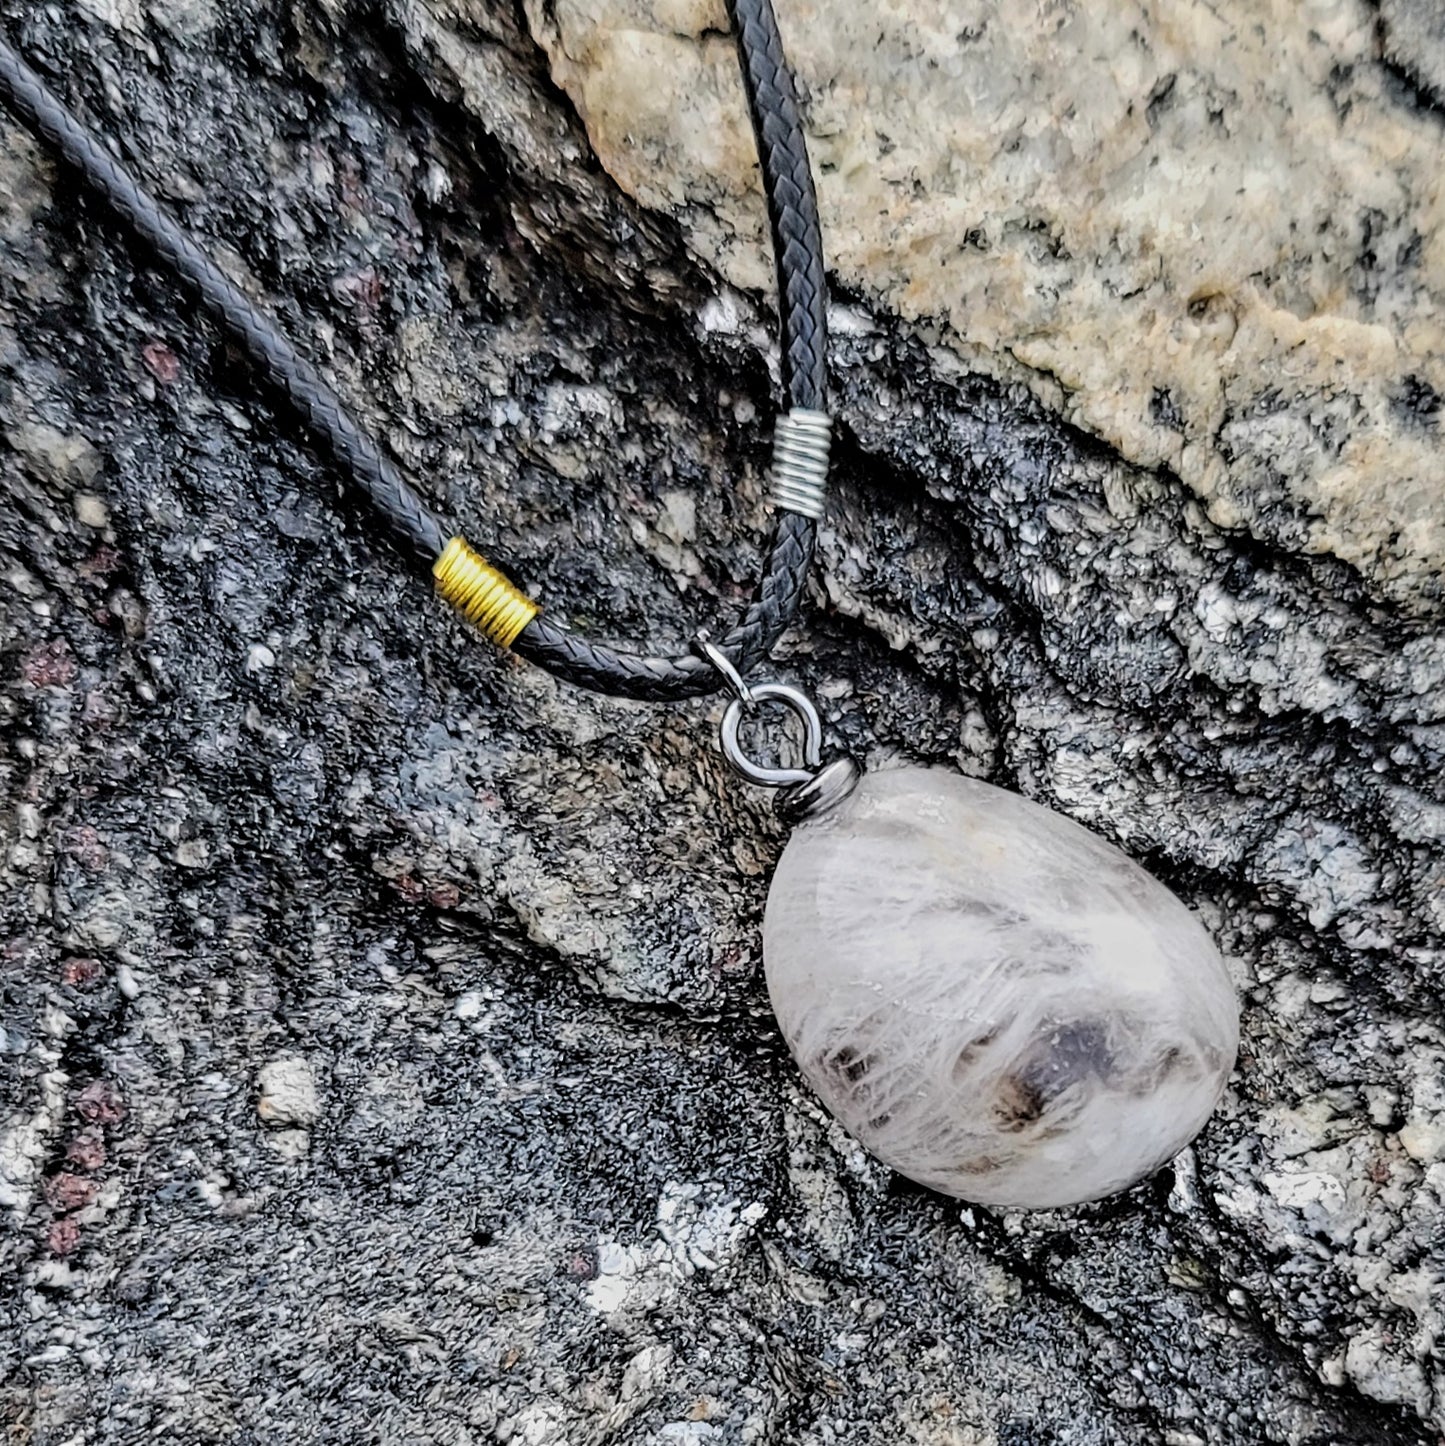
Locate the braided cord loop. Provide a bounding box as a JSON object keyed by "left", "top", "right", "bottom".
{"left": 0, "top": 1, "right": 827, "bottom": 700}
{"left": 512, "top": 0, "right": 829, "bottom": 698}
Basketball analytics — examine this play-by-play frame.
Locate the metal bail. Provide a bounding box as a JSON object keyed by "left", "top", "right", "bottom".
{"left": 693, "top": 633, "right": 754, "bottom": 706}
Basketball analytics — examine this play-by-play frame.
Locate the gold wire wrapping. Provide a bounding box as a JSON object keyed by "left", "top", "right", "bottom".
{"left": 432, "top": 536, "right": 538, "bottom": 649}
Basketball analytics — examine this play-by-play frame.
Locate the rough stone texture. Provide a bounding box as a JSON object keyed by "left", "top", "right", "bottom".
{"left": 765, "top": 768, "right": 1238, "bottom": 1209}
{"left": 532, "top": 0, "right": 1445, "bottom": 614}
{"left": 0, "top": 1, "right": 1442, "bottom": 1443}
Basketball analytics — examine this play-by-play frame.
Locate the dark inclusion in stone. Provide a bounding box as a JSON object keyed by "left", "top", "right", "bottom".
{"left": 819, "top": 1043, "right": 876, "bottom": 1086}
{"left": 995, "top": 1020, "right": 1117, "bottom": 1131}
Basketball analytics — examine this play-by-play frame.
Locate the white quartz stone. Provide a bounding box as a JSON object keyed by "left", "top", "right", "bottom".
{"left": 764, "top": 768, "right": 1238, "bottom": 1209}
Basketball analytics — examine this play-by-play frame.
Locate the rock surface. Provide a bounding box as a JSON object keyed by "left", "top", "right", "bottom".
{"left": 531, "top": 0, "right": 1445, "bottom": 613}
{"left": 0, "top": 0, "right": 1442, "bottom": 1442}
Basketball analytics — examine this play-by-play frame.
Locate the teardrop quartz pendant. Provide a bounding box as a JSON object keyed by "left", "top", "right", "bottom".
{"left": 763, "top": 768, "right": 1238, "bottom": 1209}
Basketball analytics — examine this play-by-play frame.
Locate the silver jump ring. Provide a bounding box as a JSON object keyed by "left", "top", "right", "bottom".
{"left": 720, "top": 683, "right": 823, "bottom": 788}
{"left": 694, "top": 630, "right": 846, "bottom": 802}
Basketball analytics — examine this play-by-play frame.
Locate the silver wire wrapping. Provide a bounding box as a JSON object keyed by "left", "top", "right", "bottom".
{"left": 768, "top": 408, "right": 832, "bottom": 520}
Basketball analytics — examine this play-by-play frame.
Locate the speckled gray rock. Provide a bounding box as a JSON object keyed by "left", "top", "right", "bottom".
{"left": 765, "top": 768, "right": 1239, "bottom": 1208}
{"left": 1, "top": 1, "right": 1443, "bottom": 1443}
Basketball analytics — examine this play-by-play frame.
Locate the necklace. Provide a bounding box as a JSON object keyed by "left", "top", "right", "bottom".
{"left": 0, "top": 1, "right": 1237, "bottom": 1211}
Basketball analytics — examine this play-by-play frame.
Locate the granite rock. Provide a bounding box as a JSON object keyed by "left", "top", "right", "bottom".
{"left": 528, "top": 0, "right": 1445, "bottom": 614}
{"left": 0, "top": 1, "right": 1442, "bottom": 1442}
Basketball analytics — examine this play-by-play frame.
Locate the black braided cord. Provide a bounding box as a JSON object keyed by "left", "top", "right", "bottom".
{"left": 0, "top": 39, "right": 451, "bottom": 563}
{"left": 0, "top": 2, "right": 827, "bottom": 701}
